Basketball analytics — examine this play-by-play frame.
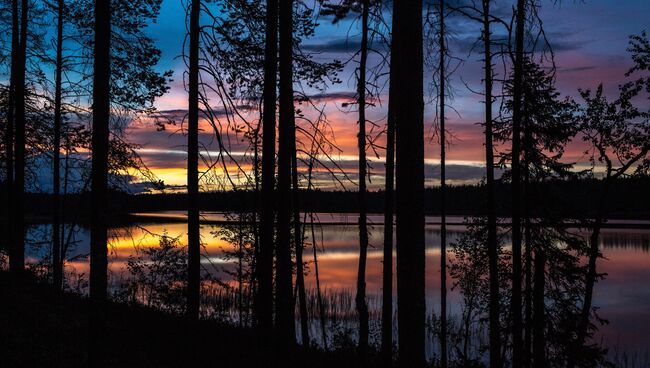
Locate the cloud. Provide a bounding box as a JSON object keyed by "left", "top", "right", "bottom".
{"left": 306, "top": 91, "right": 357, "bottom": 103}
{"left": 303, "top": 39, "right": 363, "bottom": 53}
{"left": 302, "top": 37, "right": 388, "bottom": 54}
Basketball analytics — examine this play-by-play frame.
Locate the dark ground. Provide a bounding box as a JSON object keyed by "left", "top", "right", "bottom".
{"left": 0, "top": 271, "right": 373, "bottom": 368}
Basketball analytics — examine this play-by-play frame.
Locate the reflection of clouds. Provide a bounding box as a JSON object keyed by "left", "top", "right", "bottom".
{"left": 24, "top": 220, "right": 650, "bottom": 352}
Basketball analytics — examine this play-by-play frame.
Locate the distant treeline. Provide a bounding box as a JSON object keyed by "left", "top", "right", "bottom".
{"left": 5, "top": 177, "right": 649, "bottom": 221}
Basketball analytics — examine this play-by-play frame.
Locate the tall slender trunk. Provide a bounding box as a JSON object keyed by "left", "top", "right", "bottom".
{"left": 186, "top": 0, "right": 201, "bottom": 321}
{"left": 10, "top": 0, "right": 27, "bottom": 275}
{"left": 306, "top": 145, "right": 328, "bottom": 350}
{"left": 61, "top": 136, "right": 70, "bottom": 261}
{"left": 250, "top": 129, "right": 261, "bottom": 326}
{"left": 356, "top": 0, "right": 370, "bottom": 358}
{"left": 523, "top": 100, "right": 533, "bottom": 366}
{"left": 275, "top": 0, "right": 296, "bottom": 350}
{"left": 394, "top": 0, "right": 425, "bottom": 366}
{"left": 89, "top": 0, "right": 111, "bottom": 365}
{"left": 238, "top": 225, "right": 244, "bottom": 327}
{"left": 482, "top": 2, "right": 501, "bottom": 367}
{"left": 380, "top": 3, "right": 397, "bottom": 365}
{"left": 311, "top": 213, "right": 328, "bottom": 350}
{"left": 532, "top": 246, "right": 545, "bottom": 368}
{"left": 5, "top": 0, "right": 17, "bottom": 272}
{"left": 256, "top": 0, "right": 278, "bottom": 332}
{"left": 569, "top": 181, "right": 610, "bottom": 367}
{"left": 524, "top": 220, "right": 532, "bottom": 363}
{"left": 510, "top": 1, "right": 527, "bottom": 366}
{"left": 438, "top": 1, "right": 448, "bottom": 366}
{"left": 52, "top": 0, "right": 64, "bottom": 291}
{"left": 291, "top": 128, "right": 309, "bottom": 347}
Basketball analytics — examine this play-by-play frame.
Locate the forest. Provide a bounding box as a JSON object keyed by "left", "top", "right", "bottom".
{"left": 1, "top": 0, "right": 650, "bottom": 367}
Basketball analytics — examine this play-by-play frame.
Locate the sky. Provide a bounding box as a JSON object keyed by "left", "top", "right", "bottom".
{"left": 127, "top": 0, "right": 650, "bottom": 191}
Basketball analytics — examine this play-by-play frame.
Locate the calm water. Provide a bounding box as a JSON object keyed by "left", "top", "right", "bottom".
{"left": 24, "top": 211, "right": 650, "bottom": 357}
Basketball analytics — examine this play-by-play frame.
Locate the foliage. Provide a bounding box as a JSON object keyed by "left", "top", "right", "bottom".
{"left": 497, "top": 57, "right": 578, "bottom": 180}
{"left": 120, "top": 232, "right": 188, "bottom": 314}
{"left": 450, "top": 216, "right": 511, "bottom": 363}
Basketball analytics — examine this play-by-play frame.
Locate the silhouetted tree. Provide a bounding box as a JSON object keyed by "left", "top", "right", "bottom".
{"left": 382, "top": 5, "right": 396, "bottom": 365}
{"left": 394, "top": 0, "right": 426, "bottom": 366}
{"left": 4, "top": 0, "right": 17, "bottom": 275}
{"left": 482, "top": 2, "right": 501, "bottom": 367}
{"left": 276, "top": 0, "right": 296, "bottom": 351}
{"left": 196, "top": 1, "right": 341, "bottom": 345}
{"left": 436, "top": 1, "right": 448, "bottom": 366}
{"left": 450, "top": 217, "right": 509, "bottom": 365}
{"left": 355, "top": 0, "right": 370, "bottom": 355}
{"left": 499, "top": 58, "right": 579, "bottom": 367}
{"left": 51, "top": 0, "right": 64, "bottom": 291}
{"left": 9, "top": 0, "right": 27, "bottom": 276}
{"left": 291, "top": 104, "right": 309, "bottom": 347}
{"left": 256, "top": 0, "right": 277, "bottom": 335}
{"left": 319, "top": 0, "right": 389, "bottom": 355}
{"left": 186, "top": 0, "right": 201, "bottom": 321}
{"left": 89, "top": 0, "right": 110, "bottom": 366}
{"left": 571, "top": 35, "right": 650, "bottom": 365}
{"left": 510, "top": 1, "right": 526, "bottom": 365}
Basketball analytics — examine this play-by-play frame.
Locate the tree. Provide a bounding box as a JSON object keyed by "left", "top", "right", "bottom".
{"left": 482, "top": 2, "right": 501, "bottom": 367}
{"left": 51, "top": 0, "right": 64, "bottom": 291}
{"left": 256, "top": 0, "right": 278, "bottom": 335}
{"left": 89, "top": 0, "right": 110, "bottom": 366}
{"left": 450, "top": 217, "right": 509, "bottom": 365}
{"left": 510, "top": 1, "right": 526, "bottom": 366}
{"left": 275, "top": 0, "right": 296, "bottom": 351}
{"left": 195, "top": 1, "right": 341, "bottom": 346}
{"left": 186, "top": 0, "right": 201, "bottom": 321}
{"left": 355, "top": 0, "right": 370, "bottom": 355}
{"left": 570, "top": 35, "right": 650, "bottom": 365}
{"left": 436, "top": 1, "right": 448, "bottom": 366}
{"left": 4, "top": 0, "right": 17, "bottom": 275}
{"left": 9, "top": 0, "right": 27, "bottom": 276}
{"left": 291, "top": 104, "right": 309, "bottom": 347}
{"left": 381, "top": 27, "right": 396, "bottom": 366}
{"left": 394, "top": 0, "right": 425, "bottom": 366}
{"left": 499, "top": 57, "right": 579, "bottom": 367}
{"left": 319, "top": 0, "right": 388, "bottom": 355}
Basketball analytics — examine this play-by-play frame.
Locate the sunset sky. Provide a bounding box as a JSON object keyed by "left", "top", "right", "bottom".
{"left": 128, "top": 0, "right": 650, "bottom": 191}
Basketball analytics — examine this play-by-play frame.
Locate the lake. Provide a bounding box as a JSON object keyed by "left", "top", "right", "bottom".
{"left": 23, "top": 211, "right": 650, "bottom": 361}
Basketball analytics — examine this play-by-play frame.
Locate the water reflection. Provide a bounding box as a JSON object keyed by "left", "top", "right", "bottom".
{"left": 23, "top": 212, "right": 650, "bottom": 358}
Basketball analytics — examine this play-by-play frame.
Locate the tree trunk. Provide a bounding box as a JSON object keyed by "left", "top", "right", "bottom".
{"left": 381, "top": 2, "right": 397, "bottom": 365}
{"left": 570, "top": 211, "right": 605, "bottom": 367}
{"left": 89, "top": 0, "right": 111, "bottom": 365}
{"left": 510, "top": 1, "right": 527, "bottom": 366}
{"left": 10, "top": 0, "right": 28, "bottom": 275}
{"left": 256, "top": 0, "right": 277, "bottom": 333}
{"left": 439, "top": 1, "right": 448, "bottom": 366}
{"left": 292, "top": 124, "right": 309, "bottom": 347}
{"left": 523, "top": 98, "right": 533, "bottom": 366}
{"left": 238, "top": 226, "right": 244, "bottom": 327}
{"left": 52, "top": 0, "right": 64, "bottom": 291}
{"left": 275, "top": 0, "right": 296, "bottom": 351}
{"left": 306, "top": 152, "right": 328, "bottom": 350}
{"left": 186, "top": 0, "right": 201, "bottom": 321}
{"left": 482, "top": 2, "right": 501, "bottom": 367}
{"left": 311, "top": 213, "right": 328, "bottom": 350}
{"left": 532, "top": 246, "right": 546, "bottom": 368}
{"left": 524, "top": 223, "right": 532, "bottom": 365}
{"left": 5, "top": 0, "right": 17, "bottom": 274}
{"left": 356, "top": 0, "right": 370, "bottom": 358}
{"left": 394, "top": 0, "right": 426, "bottom": 366}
